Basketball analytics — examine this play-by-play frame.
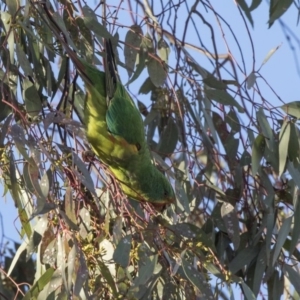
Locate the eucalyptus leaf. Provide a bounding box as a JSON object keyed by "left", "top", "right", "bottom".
{"left": 272, "top": 216, "right": 292, "bottom": 266}
{"left": 269, "top": 0, "right": 293, "bottom": 26}
{"left": 278, "top": 119, "right": 290, "bottom": 176}
{"left": 205, "top": 88, "right": 244, "bottom": 113}
{"left": 22, "top": 268, "right": 55, "bottom": 300}
{"left": 251, "top": 134, "right": 266, "bottom": 175}
{"left": 221, "top": 202, "right": 240, "bottom": 250}
{"left": 113, "top": 235, "right": 132, "bottom": 268}
{"left": 124, "top": 25, "right": 143, "bottom": 77}
{"left": 182, "top": 257, "right": 214, "bottom": 298}
{"left": 82, "top": 6, "right": 112, "bottom": 40}
{"left": 236, "top": 0, "right": 254, "bottom": 26}
{"left": 280, "top": 101, "right": 300, "bottom": 119}
{"left": 23, "top": 78, "right": 42, "bottom": 117}
{"left": 158, "top": 38, "right": 170, "bottom": 63}
{"left": 147, "top": 56, "right": 167, "bottom": 87}
{"left": 229, "top": 245, "right": 260, "bottom": 274}
{"left": 157, "top": 118, "right": 178, "bottom": 157}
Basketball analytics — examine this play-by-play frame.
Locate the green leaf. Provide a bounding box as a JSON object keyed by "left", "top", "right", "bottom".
{"left": 7, "top": 0, "right": 20, "bottom": 15}
{"left": 226, "top": 109, "right": 241, "bottom": 134}
{"left": 251, "top": 134, "right": 266, "bottom": 175}
{"left": 252, "top": 246, "right": 267, "bottom": 296}
{"left": 16, "top": 43, "right": 33, "bottom": 76}
{"left": 126, "top": 46, "right": 147, "bottom": 85}
{"left": 288, "top": 123, "right": 300, "bottom": 163}
{"left": 205, "top": 88, "right": 244, "bottom": 113}
{"left": 40, "top": 226, "right": 57, "bottom": 265}
{"left": 256, "top": 108, "right": 274, "bottom": 150}
{"left": 287, "top": 161, "right": 300, "bottom": 188}
{"left": 113, "top": 235, "right": 132, "bottom": 268}
{"left": 284, "top": 264, "right": 300, "bottom": 295}
{"left": 51, "top": 12, "right": 77, "bottom": 51}
{"left": 280, "top": 101, "right": 300, "bottom": 119}
{"left": 134, "top": 254, "right": 158, "bottom": 286}
{"left": 272, "top": 216, "right": 292, "bottom": 266}
{"left": 267, "top": 270, "right": 283, "bottom": 300}
{"left": 269, "top": 0, "right": 293, "bottom": 26}
{"left": 158, "top": 38, "right": 170, "bottom": 63}
{"left": 99, "top": 260, "right": 118, "bottom": 297}
{"left": 249, "top": 0, "right": 262, "bottom": 11}
{"left": 246, "top": 72, "right": 256, "bottom": 89}
{"left": 175, "top": 179, "right": 191, "bottom": 213}
{"left": 229, "top": 245, "right": 260, "bottom": 274}
{"left": 113, "top": 216, "right": 123, "bottom": 245}
{"left": 147, "top": 55, "right": 167, "bottom": 87}
{"left": 236, "top": 0, "right": 254, "bottom": 27}
{"left": 224, "top": 134, "right": 239, "bottom": 163}
{"left": 241, "top": 281, "right": 256, "bottom": 300}
{"left": 82, "top": 6, "right": 112, "bottom": 40}
{"left": 203, "top": 75, "right": 227, "bottom": 89}
{"left": 23, "top": 162, "right": 35, "bottom": 195}
{"left": 261, "top": 44, "right": 282, "bottom": 66}
{"left": 221, "top": 203, "right": 240, "bottom": 250}
{"left": 79, "top": 207, "right": 90, "bottom": 238}
{"left": 10, "top": 124, "right": 30, "bottom": 160}
{"left": 157, "top": 118, "right": 178, "bottom": 157}
{"left": 169, "top": 222, "right": 216, "bottom": 251}
{"left": 64, "top": 186, "right": 78, "bottom": 228}
{"left": 40, "top": 170, "right": 50, "bottom": 198}
{"left": 72, "top": 152, "right": 96, "bottom": 197}
{"left": 240, "top": 150, "right": 252, "bottom": 166}
{"left": 182, "top": 257, "right": 214, "bottom": 298}
{"left": 23, "top": 78, "right": 42, "bottom": 117}
{"left": 186, "top": 58, "right": 210, "bottom": 78}
{"left": 23, "top": 267, "right": 55, "bottom": 300}
{"left": 290, "top": 195, "right": 300, "bottom": 255}
{"left": 138, "top": 77, "right": 156, "bottom": 95}
{"left": 124, "top": 25, "right": 143, "bottom": 77}
{"left": 278, "top": 119, "right": 290, "bottom": 176}
{"left": 73, "top": 245, "right": 89, "bottom": 296}
{"left": 265, "top": 207, "right": 275, "bottom": 262}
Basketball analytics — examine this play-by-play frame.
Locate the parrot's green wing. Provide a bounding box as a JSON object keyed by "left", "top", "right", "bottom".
{"left": 104, "top": 40, "right": 145, "bottom": 150}
{"left": 106, "top": 94, "right": 145, "bottom": 149}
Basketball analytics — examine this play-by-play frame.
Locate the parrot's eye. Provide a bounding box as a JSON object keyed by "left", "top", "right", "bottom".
{"left": 164, "top": 190, "right": 168, "bottom": 196}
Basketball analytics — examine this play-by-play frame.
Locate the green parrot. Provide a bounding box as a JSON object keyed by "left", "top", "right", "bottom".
{"left": 60, "top": 39, "right": 175, "bottom": 206}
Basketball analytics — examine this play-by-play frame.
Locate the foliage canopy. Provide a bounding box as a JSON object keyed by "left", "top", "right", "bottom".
{"left": 0, "top": 0, "right": 300, "bottom": 299}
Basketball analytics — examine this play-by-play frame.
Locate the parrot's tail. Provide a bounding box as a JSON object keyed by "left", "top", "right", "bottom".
{"left": 105, "top": 39, "right": 119, "bottom": 102}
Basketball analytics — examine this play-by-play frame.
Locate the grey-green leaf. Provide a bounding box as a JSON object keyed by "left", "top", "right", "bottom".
{"left": 158, "top": 38, "right": 170, "bottom": 63}
{"left": 278, "top": 119, "right": 290, "bottom": 176}
{"left": 157, "top": 118, "right": 178, "bottom": 157}
{"left": 113, "top": 235, "right": 132, "bottom": 268}
{"left": 16, "top": 43, "right": 33, "bottom": 76}
{"left": 182, "top": 257, "right": 214, "bottom": 298}
{"left": 205, "top": 88, "right": 244, "bottom": 113}
{"left": 269, "top": 0, "right": 293, "bottom": 26}
{"left": 251, "top": 134, "right": 266, "bottom": 175}
{"left": 280, "top": 101, "right": 300, "bottom": 119}
{"left": 23, "top": 78, "right": 42, "bottom": 117}
{"left": 147, "top": 56, "right": 167, "bottom": 87}
{"left": 221, "top": 203, "right": 240, "bottom": 250}
{"left": 124, "top": 25, "right": 143, "bottom": 77}
{"left": 272, "top": 216, "right": 292, "bottom": 266}
{"left": 82, "top": 6, "right": 112, "bottom": 40}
